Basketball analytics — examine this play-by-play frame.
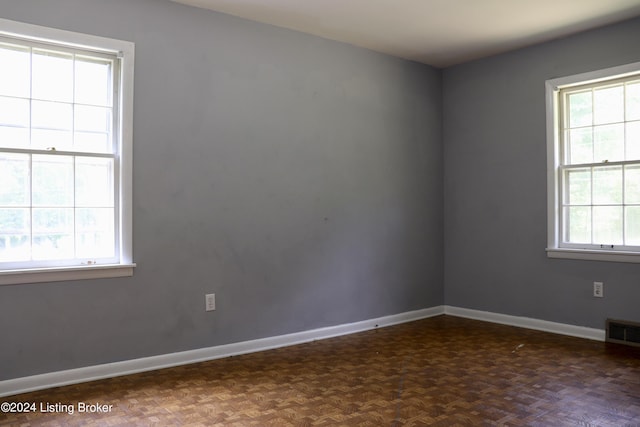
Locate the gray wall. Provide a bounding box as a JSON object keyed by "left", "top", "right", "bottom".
{"left": 0, "top": 0, "right": 443, "bottom": 380}
{"left": 443, "top": 16, "right": 640, "bottom": 329}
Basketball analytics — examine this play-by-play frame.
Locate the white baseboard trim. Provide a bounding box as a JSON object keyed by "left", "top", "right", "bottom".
{"left": 0, "top": 306, "right": 445, "bottom": 398}
{"left": 444, "top": 305, "right": 606, "bottom": 342}
{"left": 1, "top": 305, "right": 608, "bottom": 398}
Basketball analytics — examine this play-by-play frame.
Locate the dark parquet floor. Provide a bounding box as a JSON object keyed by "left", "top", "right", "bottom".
{"left": 2, "top": 315, "right": 640, "bottom": 426}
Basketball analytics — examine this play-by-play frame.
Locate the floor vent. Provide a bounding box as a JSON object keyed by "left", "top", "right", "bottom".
{"left": 606, "top": 319, "right": 640, "bottom": 347}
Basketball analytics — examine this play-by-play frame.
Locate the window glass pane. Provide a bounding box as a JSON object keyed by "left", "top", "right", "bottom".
{"left": 76, "top": 208, "right": 114, "bottom": 258}
{"left": 32, "top": 100, "right": 73, "bottom": 131}
{"left": 73, "top": 132, "right": 110, "bottom": 153}
{"left": 565, "top": 169, "right": 591, "bottom": 205}
{"left": 567, "top": 128, "right": 592, "bottom": 164}
{"left": 627, "top": 121, "right": 640, "bottom": 161}
{"left": 0, "top": 153, "right": 30, "bottom": 207}
{"left": 0, "top": 208, "right": 30, "bottom": 261}
{"left": 75, "top": 57, "right": 111, "bottom": 107}
{"left": 0, "top": 126, "right": 29, "bottom": 149}
{"left": 568, "top": 91, "right": 592, "bottom": 128}
{"left": 32, "top": 49, "right": 73, "bottom": 102}
{"left": 32, "top": 155, "right": 74, "bottom": 207}
{"left": 0, "top": 22, "right": 129, "bottom": 272}
{"left": 32, "top": 208, "right": 74, "bottom": 260}
{"left": 626, "top": 81, "right": 640, "bottom": 121}
{"left": 0, "top": 96, "right": 30, "bottom": 128}
{"left": 31, "top": 129, "right": 73, "bottom": 151}
{"left": 594, "top": 85, "right": 624, "bottom": 125}
{"left": 565, "top": 206, "right": 591, "bottom": 243}
{"left": 625, "top": 165, "right": 640, "bottom": 204}
{"left": 76, "top": 157, "right": 114, "bottom": 207}
{"left": 31, "top": 99, "right": 73, "bottom": 151}
{"left": 0, "top": 43, "right": 30, "bottom": 98}
{"left": 593, "top": 206, "right": 623, "bottom": 245}
{"left": 593, "top": 124, "right": 624, "bottom": 162}
{"left": 593, "top": 166, "right": 622, "bottom": 205}
{"left": 74, "top": 105, "right": 111, "bottom": 133}
{"left": 558, "top": 74, "right": 640, "bottom": 253}
{"left": 626, "top": 206, "right": 640, "bottom": 246}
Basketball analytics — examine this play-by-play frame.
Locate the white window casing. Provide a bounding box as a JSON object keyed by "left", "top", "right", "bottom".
{"left": 546, "top": 61, "right": 640, "bottom": 263}
{"left": 0, "top": 18, "right": 135, "bottom": 284}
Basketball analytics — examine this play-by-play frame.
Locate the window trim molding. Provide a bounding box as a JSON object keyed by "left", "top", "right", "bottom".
{"left": 0, "top": 264, "right": 136, "bottom": 286}
{"left": 0, "top": 18, "right": 135, "bottom": 284}
{"left": 546, "top": 61, "right": 640, "bottom": 263}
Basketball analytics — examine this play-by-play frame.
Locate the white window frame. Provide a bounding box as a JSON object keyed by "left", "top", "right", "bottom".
{"left": 0, "top": 18, "right": 135, "bottom": 284}
{"left": 546, "top": 61, "right": 640, "bottom": 263}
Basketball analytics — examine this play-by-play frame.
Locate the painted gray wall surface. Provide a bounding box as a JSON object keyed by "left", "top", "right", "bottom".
{"left": 0, "top": 0, "right": 443, "bottom": 380}
{"left": 443, "top": 17, "right": 640, "bottom": 329}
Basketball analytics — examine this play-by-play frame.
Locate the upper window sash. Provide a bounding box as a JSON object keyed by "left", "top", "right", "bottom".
{"left": 0, "top": 42, "right": 118, "bottom": 155}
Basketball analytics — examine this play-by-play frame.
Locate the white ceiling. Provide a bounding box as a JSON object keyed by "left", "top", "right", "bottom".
{"left": 171, "top": 0, "right": 640, "bottom": 68}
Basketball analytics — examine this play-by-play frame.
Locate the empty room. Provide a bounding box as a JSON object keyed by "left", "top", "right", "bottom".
{"left": 1, "top": 0, "right": 640, "bottom": 425}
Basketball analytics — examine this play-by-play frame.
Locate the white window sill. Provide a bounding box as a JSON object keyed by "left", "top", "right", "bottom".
{"left": 0, "top": 264, "right": 136, "bottom": 286}
{"left": 546, "top": 248, "right": 640, "bottom": 264}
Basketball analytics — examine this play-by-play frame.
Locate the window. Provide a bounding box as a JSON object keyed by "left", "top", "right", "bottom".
{"left": 547, "top": 62, "right": 640, "bottom": 263}
{"left": 0, "top": 18, "right": 134, "bottom": 284}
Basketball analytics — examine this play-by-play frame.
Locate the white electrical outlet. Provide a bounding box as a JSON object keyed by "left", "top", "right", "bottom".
{"left": 593, "top": 282, "right": 604, "bottom": 298}
{"left": 205, "top": 293, "right": 216, "bottom": 311}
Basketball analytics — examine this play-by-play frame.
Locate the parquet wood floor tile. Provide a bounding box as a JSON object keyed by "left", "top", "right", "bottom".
{"left": 2, "top": 315, "right": 639, "bottom": 426}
